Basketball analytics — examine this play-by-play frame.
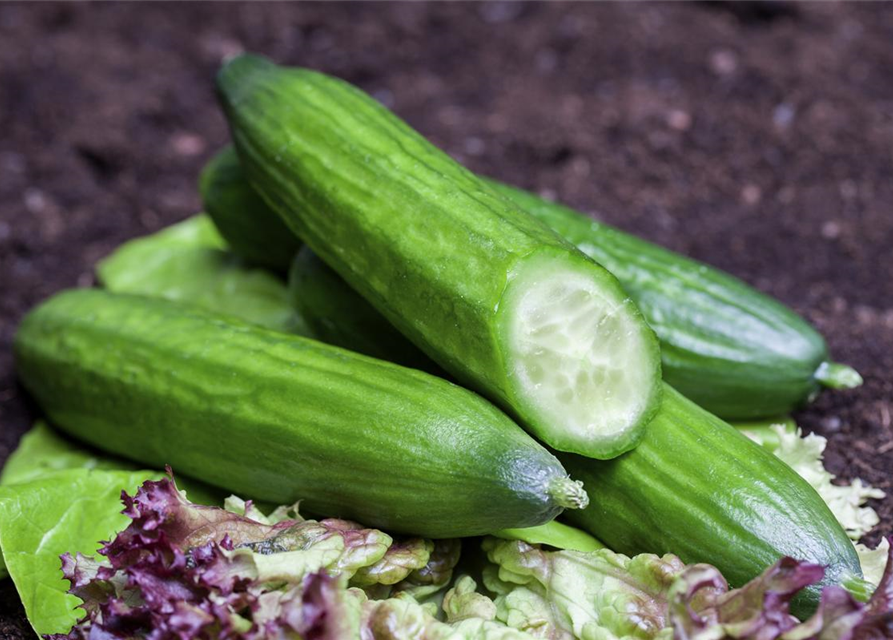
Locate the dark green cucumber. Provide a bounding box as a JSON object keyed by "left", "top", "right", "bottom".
{"left": 217, "top": 55, "right": 662, "bottom": 459}
{"left": 201, "top": 146, "right": 859, "bottom": 419}
{"left": 200, "top": 145, "right": 302, "bottom": 271}
{"left": 560, "top": 384, "right": 861, "bottom": 618}
{"left": 288, "top": 246, "right": 440, "bottom": 372}
{"left": 14, "top": 289, "right": 588, "bottom": 538}
{"left": 489, "top": 182, "right": 862, "bottom": 419}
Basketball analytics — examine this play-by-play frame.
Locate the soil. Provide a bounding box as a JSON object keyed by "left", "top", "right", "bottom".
{"left": 1, "top": 1, "right": 892, "bottom": 634}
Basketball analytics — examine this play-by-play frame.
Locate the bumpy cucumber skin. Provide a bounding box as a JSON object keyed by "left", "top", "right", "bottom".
{"left": 14, "top": 289, "right": 580, "bottom": 538}
{"left": 560, "top": 385, "right": 861, "bottom": 619}
{"left": 216, "top": 55, "right": 660, "bottom": 457}
{"left": 491, "top": 181, "right": 835, "bottom": 420}
{"left": 200, "top": 145, "right": 302, "bottom": 272}
{"left": 288, "top": 246, "right": 441, "bottom": 373}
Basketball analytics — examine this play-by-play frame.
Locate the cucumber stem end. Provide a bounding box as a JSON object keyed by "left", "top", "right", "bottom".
{"left": 548, "top": 477, "right": 589, "bottom": 510}
{"left": 842, "top": 573, "right": 874, "bottom": 602}
{"left": 815, "top": 362, "right": 863, "bottom": 390}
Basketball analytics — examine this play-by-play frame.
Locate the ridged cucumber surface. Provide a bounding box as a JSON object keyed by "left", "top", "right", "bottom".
{"left": 200, "top": 145, "right": 302, "bottom": 272}
{"left": 14, "top": 289, "right": 588, "bottom": 538}
{"left": 560, "top": 384, "right": 861, "bottom": 618}
{"left": 217, "top": 55, "right": 662, "bottom": 459}
{"left": 490, "top": 182, "right": 862, "bottom": 419}
{"left": 201, "top": 146, "right": 859, "bottom": 419}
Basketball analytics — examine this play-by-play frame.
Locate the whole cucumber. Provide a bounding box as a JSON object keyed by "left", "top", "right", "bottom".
{"left": 200, "top": 145, "right": 302, "bottom": 272}
{"left": 199, "top": 146, "right": 860, "bottom": 420}
{"left": 560, "top": 385, "right": 862, "bottom": 618}
{"left": 217, "top": 55, "right": 663, "bottom": 460}
{"left": 489, "top": 182, "right": 861, "bottom": 419}
{"left": 14, "top": 289, "right": 588, "bottom": 538}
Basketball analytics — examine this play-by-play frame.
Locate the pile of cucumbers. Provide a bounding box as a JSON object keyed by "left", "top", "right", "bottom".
{"left": 13, "top": 55, "right": 866, "bottom": 618}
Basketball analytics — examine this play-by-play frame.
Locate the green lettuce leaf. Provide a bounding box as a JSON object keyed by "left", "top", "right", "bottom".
{"left": 96, "top": 214, "right": 306, "bottom": 333}
{"left": 49, "top": 476, "right": 523, "bottom": 639}
{"left": 0, "top": 422, "right": 225, "bottom": 582}
{"left": 482, "top": 537, "right": 686, "bottom": 639}
{"left": 0, "top": 468, "right": 160, "bottom": 635}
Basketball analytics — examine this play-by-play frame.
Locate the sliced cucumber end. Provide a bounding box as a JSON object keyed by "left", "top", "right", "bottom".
{"left": 499, "top": 253, "right": 662, "bottom": 459}
{"left": 815, "top": 361, "right": 863, "bottom": 390}
{"left": 547, "top": 477, "right": 589, "bottom": 511}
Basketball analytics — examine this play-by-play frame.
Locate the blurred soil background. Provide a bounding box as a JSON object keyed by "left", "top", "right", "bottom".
{"left": 1, "top": 2, "right": 892, "bottom": 634}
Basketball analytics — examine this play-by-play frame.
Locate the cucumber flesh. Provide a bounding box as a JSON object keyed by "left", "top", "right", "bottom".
{"left": 500, "top": 252, "right": 659, "bottom": 457}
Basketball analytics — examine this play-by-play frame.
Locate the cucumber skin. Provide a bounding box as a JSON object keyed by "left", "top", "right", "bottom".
{"left": 492, "top": 182, "right": 829, "bottom": 420}
{"left": 216, "top": 55, "right": 661, "bottom": 457}
{"left": 201, "top": 146, "right": 837, "bottom": 420}
{"left": 14, "top": 290, "right": 578, "bottom": 538}
{"left": 200, "top": 145, "right": 301, "bottom": 272}
{"left": 560, "top": 385, "right": 861, "bottom": 618}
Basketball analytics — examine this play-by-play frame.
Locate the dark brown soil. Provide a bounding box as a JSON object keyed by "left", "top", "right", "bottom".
{"left": 1, "top": 2, "right": 891, "bottom": 634}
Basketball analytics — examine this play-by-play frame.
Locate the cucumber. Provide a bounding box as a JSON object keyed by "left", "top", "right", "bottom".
{"left": 217, "top": 55, "right": 662, "bottom": 459}
{"left": 559, "top": 384, "right": 861, "bottom": 618}
{"left": 14, "top": 289, "right": 588, "bottom": 538}
{"left": 488, "top": 182, "right": 862, "bottom": 419}
{"left": 202, "top": 146, "right": 860, "bottom": 420}
{"left": 200, "top": 145, "right": 301, "bottom": 271}
{"left": 288, "top": 246, "right": 440, "bottom": 372}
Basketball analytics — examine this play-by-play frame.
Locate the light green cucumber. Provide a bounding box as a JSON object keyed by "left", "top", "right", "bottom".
{"left": 217, "top": 55, "right": 662, "bottom": 459}
{"left": 200, "top": 145, "right": 302, "bottom": 271}
{"left": 14, "top": 289, "right": 588, "bottom": 538}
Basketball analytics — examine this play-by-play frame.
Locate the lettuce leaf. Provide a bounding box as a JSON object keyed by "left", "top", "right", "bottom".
{"left": 0, "top": 469, "right": 161, "bottom": 635}
{"left": 670, "top": 547, "right": 893, "bottom": 640}
{"left": 96, "top": 214, "right": 306, "bottom": 334}
{"left": 0, "top": 423, "right": 222, "bottom": 583}
{"left": 50, "top": 477, "right": 516, "bottom": 640}
{"left": 483, "top": 537, "right": 893, "bottom": 640}
{"left": 482, "top": 537, "right": 687, "bottom": 639}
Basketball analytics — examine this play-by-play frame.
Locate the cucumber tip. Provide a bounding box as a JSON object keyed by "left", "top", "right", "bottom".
{"left": 815, "top": 362, "right": 863, "bottom": 390}
{"left": 549, "top": 477, "right": 589, "bottom": 511}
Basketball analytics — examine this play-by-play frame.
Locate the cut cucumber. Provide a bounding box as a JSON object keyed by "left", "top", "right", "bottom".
{"left": 499, "top": 252, "right": 660, "bottom": 456}
{"left": 216, "top": 55, "right": 662, "bottom": 458}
